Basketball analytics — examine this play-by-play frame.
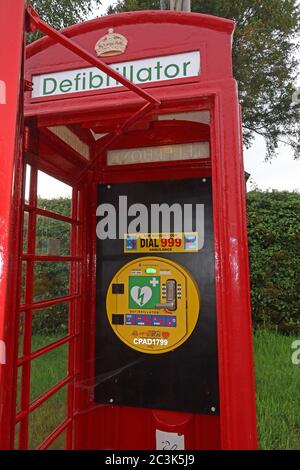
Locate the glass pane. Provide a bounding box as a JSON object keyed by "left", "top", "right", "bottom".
{"left": 31, "top": 303, "right": 69, "bottom": 352}
{"left": 37, "top": 171, "right": 72, "bottom": 217}
{"left": 21, "top": 261, "right": 27, "bottom": 304}
{"left": 18, "top": 312, "right": 25, "bottom": 357}
{"left": 30, "top": 343, "right": 68, "bottom": 402}
{"left": 23, "top": 211, "right": 29, "bottom": 253}
{"left": 47, "top": 430, "right": 66, "bottom": 450}
{"left": 14, "top": 422, "right": 20, "bottom": 450}
{"left": 16, "top": 367, "right": 22, "bottom": 414}
{"left": 25, "top": 164, "right": 31, "bottom": 204}
{"left": 28, "top": 386, "right": 67, "bottom": 450}
{"left": 33, "top": 262, "right": 70, "bottom": 302}
{"left": 36, "top": 216, "right": 71, "bottom": 256}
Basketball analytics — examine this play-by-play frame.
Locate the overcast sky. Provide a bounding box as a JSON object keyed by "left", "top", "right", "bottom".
{"left": 37, "top": 1, "right": 300, "bottom": 197}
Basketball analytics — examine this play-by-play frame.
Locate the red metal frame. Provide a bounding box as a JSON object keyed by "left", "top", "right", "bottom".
{"left": 0, "top": 6, "right": 257, "bottom": 450}
{"left": 27, "top": 6, "right": 160, "bottom": 107}
{"left": 12, "top": 161, "right": 83, "bottom": 450}
{"left": 210, "top": 88, "right": 257, "bottom": 449}
{"left": 26, "top": 5, "right": 160, "bottom": 177}
{"left": 0, "top": 0, "right": 26, "bottom": 450}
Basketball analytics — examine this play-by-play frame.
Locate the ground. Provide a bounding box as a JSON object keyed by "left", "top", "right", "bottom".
{"left": 254, "top": 330, "right": 300, "bottom": 450}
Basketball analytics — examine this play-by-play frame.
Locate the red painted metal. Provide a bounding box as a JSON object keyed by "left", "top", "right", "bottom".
{"left": 26, "top": 7, "right": 160, "bottom": 107}
{"left": 13, "top": 158, "right": 83, "bottom": 449}
{"left": 20, "top": 295, "right": 79, "bottom": 313}
{"left": 0, "top": 0, "right": 26, "bottom": 450}
{"left": 17, "top": 335, "right": 74, "bottom": 367}
{"left": 210, "top": 87, "right": 257, "bottom": 449}
{"left": 104, "top": 121, "right": 210, "bottom": 150}
{"left": 76, "top": 102, "right": 158, "bottom": 185}
{"left": 26, "top": 6, "right": 161, "bottom": 173}
{"left": 0, "top": 6, "right": 257, "bottom": 451}
{"left": 24, "top": 204, "right": 80, "bottom": 225}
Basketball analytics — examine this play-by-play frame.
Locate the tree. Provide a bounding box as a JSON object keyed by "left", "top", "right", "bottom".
{"left": 107, "top": 0, "right": 300, "bottom": 160}
{"left": 27, "top": 0, "right": 102, "bottom": 43}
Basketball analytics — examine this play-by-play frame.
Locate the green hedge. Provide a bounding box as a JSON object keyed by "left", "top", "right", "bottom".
{"left": 28, "top": 192, "right": 300, "bottom": 335}
{"left": 247, "top": 190, "right": 300, "bottom": 334}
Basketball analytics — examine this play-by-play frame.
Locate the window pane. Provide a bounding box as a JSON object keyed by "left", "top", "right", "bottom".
{"left": 16, "top": 366, "right": 22, "bottom": 414}
{"left": 47, "top": 430, "right": 66, "bottom": 450}
{"left": 33, "top": 262, "right": 70, "bottom": 302}
{"left": 36, "top": 215, "right": 71, "bottom": 256}
{"left": 23, "top": 211, "right": 29, "bottom": 253}
{"left": 14, "top": 422, "right": 21, "bottom": 450}
{"left": 28, "top": 386, "right": 67, "bottom": 450}
{"left": 30, "top": 343, "right": 68, "bottom": 402}
{"left": 37, "top": 171, "right": 72, "bottom": 217}
{"left": 18, "top": 312, "right": 25, "bottom": 357}
{"left": 31, "top": 303, "right": 69, "bottom": 352}
{"left": 21, "top": 261, "right": 27, "bottom": 304}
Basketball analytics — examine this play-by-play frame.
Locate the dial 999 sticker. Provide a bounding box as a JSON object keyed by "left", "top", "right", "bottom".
{"left": 124, "top": 232, "right": 198, "bottom": 253}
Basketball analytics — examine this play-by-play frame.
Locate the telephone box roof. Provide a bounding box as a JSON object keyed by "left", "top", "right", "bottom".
{"left": 26, "top": 10, "right": 234, "bottom": 58}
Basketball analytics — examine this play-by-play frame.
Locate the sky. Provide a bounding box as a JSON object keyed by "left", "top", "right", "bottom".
{"left": 37, "top": 0, "right": 300, "bottom": 197}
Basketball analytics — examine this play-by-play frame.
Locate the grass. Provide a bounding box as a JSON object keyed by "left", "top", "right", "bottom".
{"left": 29, "top": 335, "right": 67, "bottom": 450}
{"left": 16, "top": 335, "right": 68, "bottom": 450}
{"left": 254, "top": 329, "right": 300, "bottom": 450}
{"left": 17, "top": 330, "right": 300, "bottom": 449}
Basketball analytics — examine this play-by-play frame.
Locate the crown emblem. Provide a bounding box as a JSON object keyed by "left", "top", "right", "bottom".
{"left": 95, "top": 28, "right": 128, "bottom": 57}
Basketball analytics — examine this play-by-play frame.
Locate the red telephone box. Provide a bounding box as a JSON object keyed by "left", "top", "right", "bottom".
{"left": 0, "top": 2, "right": 257, "bottom": 450}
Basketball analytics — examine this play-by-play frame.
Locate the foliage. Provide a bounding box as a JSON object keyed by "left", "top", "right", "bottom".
{"left": 247, "top": 190, "right": 300, "bottom": 333}
{"left": 26, "top": 0, "right": 102, "bottom": 43}
{"left": 107, "top": 0, "right": 159, "bottom": 11}
{"left": 37, "top": 197, "right": 71, "bottom": 216}
{"left": 31, "top": 303, "right": 69, "bottom": 337}
{"left": 108, "top": 0, "right": 300, "bottom": 160}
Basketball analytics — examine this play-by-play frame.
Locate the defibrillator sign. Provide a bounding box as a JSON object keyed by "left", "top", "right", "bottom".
{"left": 124, "top": 232, "right": 198, "bottom": 253}
{"left": 129, "top": 276, "right": 160, "bottom": 309}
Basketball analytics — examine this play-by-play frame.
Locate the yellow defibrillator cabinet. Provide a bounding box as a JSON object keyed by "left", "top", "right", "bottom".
{"left": 106, "top": 257, "right": 200, "bottom": 354}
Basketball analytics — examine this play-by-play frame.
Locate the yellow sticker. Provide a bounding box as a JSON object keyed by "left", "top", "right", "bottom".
{"left": 124, "top": 232, "right": 198, "bottom": 253}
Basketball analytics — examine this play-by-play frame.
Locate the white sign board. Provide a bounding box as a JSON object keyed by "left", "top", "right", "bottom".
{"left": 32, "top": 51, "right": 200, "bottom": 98}
{"left": 156, "top": 430, "right": 185, "bottom": 450}
{"left": 107, "top": 142, "right": 210, "bottom": 166}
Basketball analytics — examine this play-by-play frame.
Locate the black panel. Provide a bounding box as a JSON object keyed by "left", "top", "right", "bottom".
{"left": 95, "top": 178, "right": 219, "bottom": 415}
{"left": 112, "top": 283, "right": 125, "bottom": 294}
{"left": 112, "top": 314, "right": 125, "bottom": 325}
